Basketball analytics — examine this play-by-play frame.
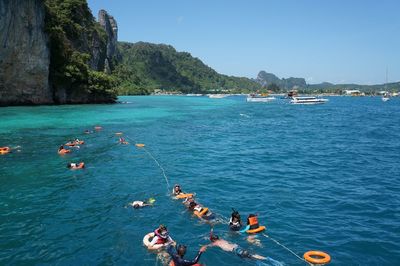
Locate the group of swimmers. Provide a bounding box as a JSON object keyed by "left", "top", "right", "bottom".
{"left": 58, "top": 137, "right": 86, "bottom": 169}
{"left": 138, "top": 184, "right": 268, "bottom": 265}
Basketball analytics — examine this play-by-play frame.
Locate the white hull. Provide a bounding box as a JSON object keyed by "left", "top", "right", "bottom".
{"left": 246, "top": 97, "right": 276, "bottom": 102}
{"left": 290, "top": 97, "right": 328, "bottom": 105}
{"left": 208, "top": 94, "right": 226, "bottom": 98}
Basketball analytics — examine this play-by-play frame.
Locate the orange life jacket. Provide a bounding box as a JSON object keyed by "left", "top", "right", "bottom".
{"left": 248, "top": 216, "right": 259, "bottom": 230}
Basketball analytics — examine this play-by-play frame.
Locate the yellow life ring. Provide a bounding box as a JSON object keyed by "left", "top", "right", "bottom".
{"left": 175, "top": 193, "right": 193, "bottom": 199}
{"left": 136, "top": 143, "right": 145, "bottom": 148}
{"left": 304, "top": 250, "right": 331, "bottom": 265}
{"left": 246, "top": 225, "right": 266, "bottom": 234}
{"left": 143, "top": 232, "right": 164, "bottom": 251}
{"left": 115, "top": 132, "right": 123, "bottom": 135}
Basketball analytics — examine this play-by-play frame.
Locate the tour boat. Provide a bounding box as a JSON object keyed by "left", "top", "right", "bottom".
{"left": 290, "top": 96, "right": 328, "bottom": 105}
{"left": 208, "top": 94, "right": 227, "bottom": 98}
{"left": 246, "top": 94, "right": 276, "bottom": 102}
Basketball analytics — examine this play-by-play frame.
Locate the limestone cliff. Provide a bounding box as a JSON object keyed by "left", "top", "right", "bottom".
{"left": 98, "top": 9, "right": 118, "bottom": 73}
{"left": 0, "top": 0, "right": 117, "bottom": 106}
{"left": 0, "top": 0, "right": 52, "bottom": 105}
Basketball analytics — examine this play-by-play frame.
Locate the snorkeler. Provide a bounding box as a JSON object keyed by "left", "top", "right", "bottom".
{"left": 239, "top": 214, "right": 265, "bottom": 233}
{"left": 148, "top": 225, "right": 175, "bottom": 248}
{"left": 129, "top": 198, "right": 155, "bottom": 209}
{"left": 187, "top": 200, "right": 215, "bottom": 221}
{"left": 229, "top": 208, "right": 242, "bottom": 231}
{"left": 167, "top": 243, "right": 207, "bottom": 266}
{"left": 172, "top": 184, "right": 183, "bottom": 195}
{"left": 208, "top": 231, "right": 266, "bottom": 260}
{"left": 67, "top": 162, "right": 84, "bottom": 169}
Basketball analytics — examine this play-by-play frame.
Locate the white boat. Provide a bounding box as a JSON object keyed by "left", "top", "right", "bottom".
{"left": 382, "top": 94, "right": 390, "bottom": 102}
{"left": 208, "top": 94, "right": 227, "bottom": 98}
{"left": 382, "top": 68, "right": 390, "bottom": 102}
{"left": 186, "top": 94, "right": 203, "bottom": 97}
{"left": 246, "top": 94, "right": 276, "bottom": 102}
{"left": 290, "top": 96, "right": 328, "bottom": 105}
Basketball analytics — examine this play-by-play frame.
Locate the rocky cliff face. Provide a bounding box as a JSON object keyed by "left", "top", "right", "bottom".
{"left": 98, "top": 9, "right": 118, "bottom": 73}
{"left": 0, "top": 0, "right": 52, "bottom": 106}
{"left": 0, "top": 0, "right": 118, "bottom": 106}
{"left": 257, "top": 70, "right": 306, "bottom": 89}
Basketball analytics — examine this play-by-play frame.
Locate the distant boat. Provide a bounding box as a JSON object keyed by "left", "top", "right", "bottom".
{"left": 208, "top": 94, "right": 227, "bottom": 98}
{"left": 186, "top": 94, "right": 203, "bottom": 97}
{"left": 246, "top": 94, "right": 276, "bottom": 102}
{"left": 382, "top": 93, "right": 390, "bottom": 102}
{"left": 382, "top": 68, "right": 390, "bottom": 102}
{"left": 290, "top": 96, "right": 328, "bottom": 105}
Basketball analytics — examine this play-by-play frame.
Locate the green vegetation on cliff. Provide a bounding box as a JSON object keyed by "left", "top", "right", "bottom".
{"left": 44, "top": 0, "right": 116, "bottom": 102}
{"left": 114, "top": 42, "right": 261, "bottom": 95}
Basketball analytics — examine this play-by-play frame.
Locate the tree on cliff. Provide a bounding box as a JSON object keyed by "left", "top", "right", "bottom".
{"left": 44, "top": 0, "right": 117, "bottom": 102}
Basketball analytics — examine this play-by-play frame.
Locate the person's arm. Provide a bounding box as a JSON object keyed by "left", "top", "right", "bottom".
{"left": 175, "top": 246, "right": 206, "bottom": 266}
{"left": 239, "top": 225, "right": 250, "bottom": 233}
{"left": 149, "top": 236, "right": 159, "bottom": 246}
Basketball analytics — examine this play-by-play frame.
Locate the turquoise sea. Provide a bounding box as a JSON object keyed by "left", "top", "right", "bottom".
{"left": 1, "top": 96, "right": 399, "bottom": 265}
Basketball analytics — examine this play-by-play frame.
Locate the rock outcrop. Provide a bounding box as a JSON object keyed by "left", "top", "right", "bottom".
{"left": 0, "top": 0, "right": 52, "bottom": 105}
{"left": 98, "top": 9, "right": 118, "bottom": 73}
{"left": 257, "top": 70, "right": 306, "bottom": 89}
{"left": 0, "top": 0, "right": 118, "bottom": 106}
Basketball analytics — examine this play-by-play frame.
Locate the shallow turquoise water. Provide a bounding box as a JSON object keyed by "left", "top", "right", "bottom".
{"left": 1, "top": 96, "right": 399, "bottom": 265}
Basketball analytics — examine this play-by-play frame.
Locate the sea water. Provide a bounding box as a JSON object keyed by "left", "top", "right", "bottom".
{"left": 0, "top": 96, "right": 399, "bottom": 265}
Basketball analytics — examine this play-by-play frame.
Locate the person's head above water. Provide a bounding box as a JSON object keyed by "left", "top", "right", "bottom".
{"left": 133, "top": 203, "right": 140, "bottom": 209}
{"left": 158, "top": 224, "right": 168, "bottom": 237}
{"left": 174, "top": 184, "right": 181, "bottom": 192}
{"left": 231, "top": 208, "right": 241, "bottom": 220}
{"left": 176, "top": 244, "right": 187, "bottom": 257}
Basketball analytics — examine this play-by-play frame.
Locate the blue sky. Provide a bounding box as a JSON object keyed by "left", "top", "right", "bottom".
{"left": 87, "top": 0, "right": 399, "bottom": 84}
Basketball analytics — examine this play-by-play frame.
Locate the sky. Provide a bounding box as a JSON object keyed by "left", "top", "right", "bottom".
{"left": 87, "top": 0, "right": 400, "bottom": 85}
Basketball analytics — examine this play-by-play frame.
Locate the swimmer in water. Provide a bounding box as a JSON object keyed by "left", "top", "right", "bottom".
{"left": 167, "top": 243, "right": 207, "bottom": 266}
{"left": 208, "top": 231, "right": 266, "bottom": 260}
{"left": 129, "top": 199, "right": 154, "bottom": 209}
{"left": 229, "top": 208, "right": 242, "bottom": 231}
{"left": 149, "top": 225, "right": 175, "bottom": 248}
{"left": 172, "top": 184, "right": 183, "bottom": 196}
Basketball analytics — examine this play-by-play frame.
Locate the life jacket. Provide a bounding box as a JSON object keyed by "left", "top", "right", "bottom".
{"left": 154, "top": 229, "right": 168, "bottom": 244}
{"left": 248, "top": 216, "right": 259, "bottom": 230}
{"left": 229, "top": 217, "right": 241, "bottom": 230}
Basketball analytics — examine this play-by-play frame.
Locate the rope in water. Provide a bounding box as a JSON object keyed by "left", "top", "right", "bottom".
{"left": 121, "top": 133, "right": 310, "bottom": 265}
{"left": 262, "top": 233, "right": 311, "bottom": 265}
{"left": 124, "top": 135, "right": 171, "bottom": 192}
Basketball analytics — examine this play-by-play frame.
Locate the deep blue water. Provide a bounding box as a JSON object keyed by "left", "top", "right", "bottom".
{"left": 0, "top": 96, "right": 399, "bottom": 265}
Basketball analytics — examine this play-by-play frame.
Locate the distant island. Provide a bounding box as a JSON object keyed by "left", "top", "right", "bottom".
{"left": 0, "top": 0, "right": 398, "bottom": 106}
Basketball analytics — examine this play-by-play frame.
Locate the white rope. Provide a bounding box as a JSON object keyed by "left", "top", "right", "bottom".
{"left": 143, "top": 147, "right": 171, "bottom": 191}
{"left": 262, "top": 233, "right": 312, "bottom": 265}
{"left": 124, "top": 135, "right": 171, "bottom": 191}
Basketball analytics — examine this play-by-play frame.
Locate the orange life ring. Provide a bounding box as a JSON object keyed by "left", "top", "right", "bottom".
{"left": 135, "top": 143, "right": 145, "bottom": 148}
{"left": 246, "top": 225, "right": 266, "bottom": 234}
{"left": 175, "top": 193, "right": 193, "bottom": 199}
{"left": 65, "top": 143, "right": 76, "bottom": 147}
{"left": 304, "top": 250, "right": 331, "bottom": 264}
{"left": 0, "top": 147, "right": 10, "bottom": 154}
{"left": 194, "top": 207, "right": 209, "bottom": 218}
